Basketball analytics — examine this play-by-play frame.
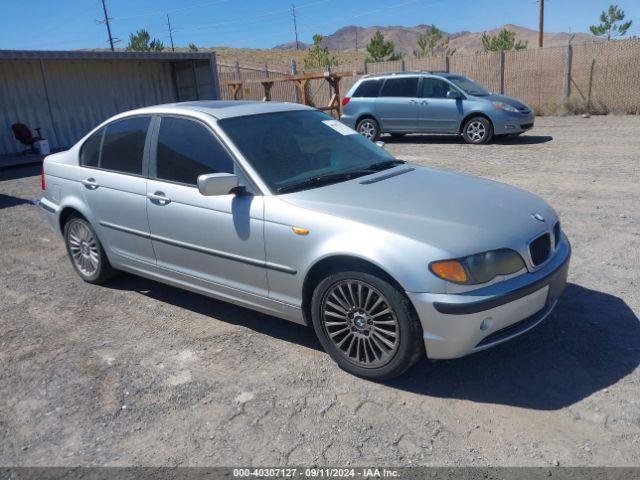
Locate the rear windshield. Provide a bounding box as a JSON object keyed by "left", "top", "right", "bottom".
{"left": 353, "top": 79, "right": 382, "bottom": 97}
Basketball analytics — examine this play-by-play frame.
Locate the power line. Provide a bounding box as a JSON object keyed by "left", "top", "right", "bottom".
{"left": 112, "top": 0, "right": 230, "bottom": 20}
{"left": 167, "top": 14, "right": 175, "bottom": 51}
{"left": 291, "top": 4, "right": 300, "bottom": 50}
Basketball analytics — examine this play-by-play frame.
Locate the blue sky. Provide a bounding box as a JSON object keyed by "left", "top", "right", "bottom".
{"left": 1, "top": 0, "right": 638, "bottom": 51}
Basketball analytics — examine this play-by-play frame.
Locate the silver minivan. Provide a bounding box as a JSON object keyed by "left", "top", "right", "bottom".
{"left": 41, "top": 101, "right": 569, "bottom": 380}
{"left": 340, "top": 72, "right": 535, "bottom": 144}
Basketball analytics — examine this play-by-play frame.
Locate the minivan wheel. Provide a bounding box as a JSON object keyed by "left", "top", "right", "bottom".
{"left": 462, "top": 116, "right": 493, "bottom": 144}
{"left": 356, "top": 117, "right": 380, "bottom": 141}
{"left": 310, "top": 270, "right": 424, "bottom": 380}
{"left": 63, "top": 216, "right": 116, "bottom": 284}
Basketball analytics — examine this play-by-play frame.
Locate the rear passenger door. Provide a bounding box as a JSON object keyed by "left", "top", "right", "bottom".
{"left": 78, "top": 116, "right": 156, "bottom": 266}
{"left": 375, "top": 76, "right": 420, "bottom": 132}
{"left": 146, "top": 115, "right": 268, "bottom": 298}
{"left": 419, "top": 77, "right": 463, "bottom": 133}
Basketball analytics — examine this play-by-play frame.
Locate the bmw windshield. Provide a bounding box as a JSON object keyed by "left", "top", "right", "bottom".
{"left": 219, "top": 110, "right": 402, "bottom": 193}
{"left": 448, "top": 75, "right": 491, "bottom": 96}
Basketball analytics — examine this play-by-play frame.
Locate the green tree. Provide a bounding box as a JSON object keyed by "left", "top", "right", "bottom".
{"left": 481, "top": 28, "right": 527, "bottom": 51}
{"left": 126, "top": 29, "right": 165, "bottom": 52}
{"left": 366, "top": 30, "right": 402, "bottom": 62}
{"left": 415, "top": 25, "right": 455, "bottom": 57}
{"left": 303, "top": 34, "right": 338, "bottom": 69}
{"left": 188, "top": 43, "right": 199, "bottom": 52}
{"left": 590, "top": 4, "right": 632, "bottom": 40}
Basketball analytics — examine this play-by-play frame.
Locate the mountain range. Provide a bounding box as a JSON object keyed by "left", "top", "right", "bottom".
{"left": 274, "top": 24, "right": 599, "bottom": 54}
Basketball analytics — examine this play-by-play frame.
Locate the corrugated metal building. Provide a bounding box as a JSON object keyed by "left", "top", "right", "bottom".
{"left": 0, "top": 50, "right": 220, "bottom": 156}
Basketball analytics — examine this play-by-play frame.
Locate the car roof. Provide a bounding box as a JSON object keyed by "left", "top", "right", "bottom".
{"left": 359, "top": 71, "right": 458, "bottom": 80}
{"left": 123, "top": 100, "right": 314, "bottom": 120}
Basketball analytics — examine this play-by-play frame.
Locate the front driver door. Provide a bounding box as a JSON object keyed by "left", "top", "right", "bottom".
{"left": 374, "top": 76, "right": 420, "bottom": 132}
{"left": 419, "top": 77, "right": 463, "bottom": 133}
{"left": 146, "top": 115, "right": 268, "bottom": 298}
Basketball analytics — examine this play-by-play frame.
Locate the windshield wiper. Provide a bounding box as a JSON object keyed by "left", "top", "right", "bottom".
{"left": 276, "top": 170, "right": 373, "bottom": 194}
{"left": 367, "top": 159, "right": 405, "bottom": 171}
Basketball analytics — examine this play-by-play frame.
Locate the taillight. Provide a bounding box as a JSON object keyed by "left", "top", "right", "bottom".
{"left": 41, "top": 168, "right": 46, "bottom": 190}
{"left": 341, "top": 97, "right": 351, "bottom": 106}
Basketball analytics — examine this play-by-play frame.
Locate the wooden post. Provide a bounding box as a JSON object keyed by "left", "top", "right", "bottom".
{"left": 364, "top": 61, "right": 368, "bottom": 74}
{"left": 235, "top": 60, "right": 242, "bottom": 99}
{"left": 563, "top": 44, "right": 573, "bottom": 102}
{"left": 209, "top": 53, "right": 220, "bottom": 100}
{"left": 401, "top": 59, "right": 405, "bottom": 72}
{"left": 444, "top": 55, "right": 450, "bottom": 73}
{"left": 499, "top": 50, "right": 505, "bottom": 95}
{"left": 291, "top": 59, "right": 299, "bottom": 103}
{"left": 587, "top": 59, "right": 596, "bottom": 110}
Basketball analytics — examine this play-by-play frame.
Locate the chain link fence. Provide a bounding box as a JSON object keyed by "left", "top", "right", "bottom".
{"left": 219, "top": 39, "right": 640, "bottom": 115}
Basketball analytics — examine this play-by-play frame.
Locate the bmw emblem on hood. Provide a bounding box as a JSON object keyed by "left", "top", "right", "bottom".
{"left": 531, "top": 213, "right": 546, "bottom": 222}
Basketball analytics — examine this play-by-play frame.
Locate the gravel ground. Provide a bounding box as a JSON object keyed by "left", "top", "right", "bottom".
{"left": 1, "top": 115, "right": 639, "bottom": 467}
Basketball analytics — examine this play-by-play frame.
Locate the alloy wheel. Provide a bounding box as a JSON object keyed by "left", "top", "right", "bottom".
{"left": 466, "top": 121, "right": 486, "bottom": 142}
{"left": 358, "top": 121, "right": 376, "bottom": 140}
{"left": 67, "top": 220, "right": 100, "bottom": 276}
{"left": 321, "top": 280, "right": 400, "bottom": 368}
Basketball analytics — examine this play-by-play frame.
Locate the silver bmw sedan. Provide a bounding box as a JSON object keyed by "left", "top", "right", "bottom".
{"left": 40, "top": 101, "right": 570, "bottom": 380}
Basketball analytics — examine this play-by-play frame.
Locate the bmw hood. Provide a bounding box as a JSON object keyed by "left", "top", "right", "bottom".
{"left": 279, "top": 165, "right": 556, "bottom": 256}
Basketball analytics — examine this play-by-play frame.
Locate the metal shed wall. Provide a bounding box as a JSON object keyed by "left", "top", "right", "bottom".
{"left": 0, "top": 52, "right": 219, "bottom": 156}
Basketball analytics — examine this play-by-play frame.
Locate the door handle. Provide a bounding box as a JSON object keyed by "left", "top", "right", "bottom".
{"left": 81, "top": 178, "right": 99, "bottom": 189}
{"left": 147, "top": 191, "right": 171, "bottom": 205}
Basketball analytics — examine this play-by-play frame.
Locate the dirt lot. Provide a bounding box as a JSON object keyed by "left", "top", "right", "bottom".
{"left": 1, "top": 115, "right": 639, "bottom": 467}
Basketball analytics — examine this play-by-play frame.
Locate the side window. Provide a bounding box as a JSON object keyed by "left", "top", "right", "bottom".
{"left": 155, "top": 117, "right": 235, "bottom": 186}
{"left": 101, "top": 117, "right": 150, "bottom": 175}
{"left": 80, "top": 129, "right": 103, "bottom": 168}
{"left": 379, "top": 77, "right": 418, "bottom": 97}
{"left": 353, "top": 79, "right": 382, "bottom": 97}
{"left": 422, "top": 78, "right": 454, "bottom": 98}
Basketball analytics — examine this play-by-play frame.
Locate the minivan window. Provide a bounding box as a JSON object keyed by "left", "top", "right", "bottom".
{"left": 353, "top": 79, "right": 382, "bottom": 97}
{"left": 448, "top": 75, "right": 490, "bottom": 96}
{"left": 100, "top": 117, "right": 150, "bottom": 175}
{"left": 380, "top": 77, "right": 418, "bottom": 97}
{"left": 80, "top": 129, "right": 103, "bottom": 168}
{"left": 155, "top": 116, "right": 235, "bottom": 185}
{"left": 421, "top": 78, "right": 455, "bottom": 98}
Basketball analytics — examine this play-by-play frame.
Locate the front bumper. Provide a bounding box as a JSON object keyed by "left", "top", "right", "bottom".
{"left": 407, "top": 240, "right": 570, "bottom": 359}
{"left": 492, "top": 110, "right": 535, "bottom": 135}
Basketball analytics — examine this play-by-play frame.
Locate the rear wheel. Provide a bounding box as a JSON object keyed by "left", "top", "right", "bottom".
{"left": 63, "top": 216, "right": 116, "bottom": 284}
{"left": 356, "top": 117, "right": 380, "bottom": 141}
{"left": 310, "top": 270, "right": 424, "bottom": 380}
{"left": 462, "top": 116, "right": 493, "bottom": 144}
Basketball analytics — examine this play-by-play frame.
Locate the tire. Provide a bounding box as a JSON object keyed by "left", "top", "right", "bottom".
{"left": 63, "top": 215, "right": 116, "bottom": 284}
{"left": 356, "top": 117, "right": 381, "bottom": 141}
{"left": 462, "top": 116, "right": 493, "bottom": 144}
{"left": 310, "top": 270, "right": 424, "bottom": 380}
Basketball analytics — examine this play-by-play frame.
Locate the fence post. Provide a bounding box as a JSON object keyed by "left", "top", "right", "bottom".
{"left": 563, "top": 44, "right": 573, "bottom": 102}
{"left": 264, "top": 63, "right": 270, "bottom": 78}
{"left": 444, "top": 55, "right": 450, "bottom": 73}
{"left": 499, "top": 50, "right": 505, "bottom": 95}
{"left": 291, "top": 59, "right": 299, "bottom": 103}
{"left": 400, "top": 59, "right": 405, "bottom": 72}
{"left": 364, "top": 61, "right": 368, "bottom": 74}
{"left": 234, "top": 60, "right": 242, "bottom": 99}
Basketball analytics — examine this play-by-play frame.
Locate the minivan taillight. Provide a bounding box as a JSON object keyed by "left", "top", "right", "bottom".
{"left": 341, "top": 97, "right": 351, "bottom": 106}
{"left": 40, "top": 168, "right": 46, "bottom": 190}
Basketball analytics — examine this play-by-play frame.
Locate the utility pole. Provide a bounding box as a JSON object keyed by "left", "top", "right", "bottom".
{"left": 291, "top": 4, "right": 299, "bottom": 51}
{"left": 100, "top": 0, "right": 115, "bottom": 51}
{"left": 538, "top": 0, "right": 544, "bottom": 48}
{"left": 167, "top": 14, "right": 175, "bottom": 52}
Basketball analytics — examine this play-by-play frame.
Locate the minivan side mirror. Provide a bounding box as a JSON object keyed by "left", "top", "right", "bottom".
{"left": 447, "top": 90, "right": 463, "bottom": 100}
{"left": 197, "top": 173, "right": 239, "bottom": 196}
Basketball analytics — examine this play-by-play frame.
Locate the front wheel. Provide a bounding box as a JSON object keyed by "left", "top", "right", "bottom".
{"left": 356, "top": 117, "right": 380, "bottom": 141}
{"left": 462, "top": 116, "right": 493, "bottom": 144}
{"left": 310, "top": 271, "right": 424, "bottom": 380}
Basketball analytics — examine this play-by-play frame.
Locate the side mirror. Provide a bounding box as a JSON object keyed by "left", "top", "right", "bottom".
{"left": 447, "top": 90, "right": 462, "bottom": 99}
{"left": 197, "top": 173, "right": 239, "bottom": 196}
{"left": 375, "top": 140, "right": 386, "bottom": 148}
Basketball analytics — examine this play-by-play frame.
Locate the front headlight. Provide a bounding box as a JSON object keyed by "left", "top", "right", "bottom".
{"left": 492, "top": 101, "right": 519, "bottom": 113}
{"left": 430, "top": 249, "right": 526, "bottom": 285}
